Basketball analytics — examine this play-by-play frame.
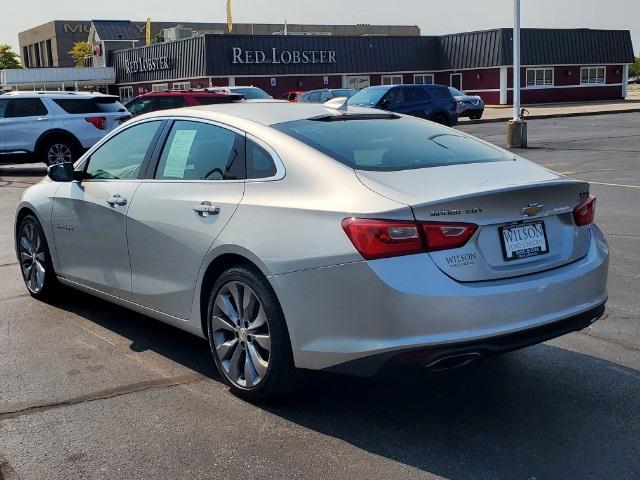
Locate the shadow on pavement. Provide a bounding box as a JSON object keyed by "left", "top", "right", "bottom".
{"left": 51, "top": 290, "right": 640, "bottom": 479}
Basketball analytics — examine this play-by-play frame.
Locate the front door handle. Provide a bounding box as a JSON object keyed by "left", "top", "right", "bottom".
{"left": 193, "top": 201, "right": 220, "bottom": 217}
{"left": 106, "top": 194, "right": 127, "bottom": 207}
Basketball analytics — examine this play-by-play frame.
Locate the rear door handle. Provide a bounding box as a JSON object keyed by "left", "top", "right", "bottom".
{"left": 106, "top": 194, "right": 127, "bottom": 207}
{"left": 193, "top": 201, "right": 220, "bottom": 217}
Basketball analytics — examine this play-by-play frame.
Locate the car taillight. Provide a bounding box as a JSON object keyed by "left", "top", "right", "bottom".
{"left": 573, "top": 195, "right": 596, "bottom": 226}
{"left": 342, "top": 218, "right": 477, "bottom": 260}
{"left": 85, "top": 116, "right": 107, "bottom": 130}
{"left": 421, "top": 222, "right": 478, "bottom": 252}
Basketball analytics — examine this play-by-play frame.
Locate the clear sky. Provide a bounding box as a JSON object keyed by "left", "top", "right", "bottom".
{"left": 1, "top": 0, "right": 638, "bottom": 56}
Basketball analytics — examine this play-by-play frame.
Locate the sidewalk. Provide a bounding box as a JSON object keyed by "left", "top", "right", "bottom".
{"left": 460, "top": 88, "right": 640, "bottom": 123}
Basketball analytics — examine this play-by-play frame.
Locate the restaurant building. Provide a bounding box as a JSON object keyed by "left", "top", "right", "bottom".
{"left": 110, "top": 28, "right": 635, "bottom": 105}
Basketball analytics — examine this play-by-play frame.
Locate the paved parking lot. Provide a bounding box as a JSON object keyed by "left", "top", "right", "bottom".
{"left": 1, "top": 113, "right": 639, "bottom": 480}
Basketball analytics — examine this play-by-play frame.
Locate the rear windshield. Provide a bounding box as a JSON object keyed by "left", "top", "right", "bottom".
{"left": 53, "top": 97, "right": 125, "bottom": 114}
{"left": 272, "top": 116, "right": 511, "bottom": 171}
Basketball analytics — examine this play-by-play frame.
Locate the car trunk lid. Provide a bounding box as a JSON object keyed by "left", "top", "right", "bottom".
{"left": 356, "top": 159, "right": 592, "bottom": 282}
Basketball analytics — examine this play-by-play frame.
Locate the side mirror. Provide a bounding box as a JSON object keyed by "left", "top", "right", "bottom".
{"left": 47, "top": 162, "right": 75, "bottom": 182}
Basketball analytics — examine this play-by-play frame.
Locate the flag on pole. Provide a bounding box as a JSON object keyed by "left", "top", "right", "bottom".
{"left": 226, "top": 0, "right": 233, "bottom": 33}
{"left": 146, "top": 17, "right": 151, "bottom": 46}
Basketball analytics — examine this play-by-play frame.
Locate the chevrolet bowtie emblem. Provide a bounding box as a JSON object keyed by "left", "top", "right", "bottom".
{"left": 521, "top": 203, "right": 544, "bottom": 217}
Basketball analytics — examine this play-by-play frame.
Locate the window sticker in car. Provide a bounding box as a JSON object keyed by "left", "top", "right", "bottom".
{"left": 162, "top": 130, "right": 197, "bottom": 178}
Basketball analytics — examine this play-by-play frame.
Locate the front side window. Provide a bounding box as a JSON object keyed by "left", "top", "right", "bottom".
{"left": 581, "top": 66, "right": 606, "bottom": 84}
{"left": 0, "top": 99, "right": 7, "bottom": 118}
{"left": 273, "top": 116, "right": 512, "bottom": 172}
{"left": 404, "top": 87, "right": 429, "bottom": 102}
{"left": 125, "top": 98, "right": 155, "bottom": 115}
{"left": 153, "top": 96, "right": 187, "bottom": 110}
{"left": 85, "top": 121, "right": 161, "bottom": 180}
{"left": 526, "top": 68, "right": 554, "bottom": 87}
{"left": 6, "top": 98, "right": 48, "bottom": 118}
{"left": 320, "top": 91, "right": 332, "bottom": 102}
{"left": 382, "top": 88, "right": 405, "bottom": 106}
{"left": 155, "top": 121, "right": 243, "bottom": 180}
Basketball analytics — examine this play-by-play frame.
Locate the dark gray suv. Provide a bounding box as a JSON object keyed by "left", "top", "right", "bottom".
{"left": 348, "top": 84, "right": 459, "bottom": 126}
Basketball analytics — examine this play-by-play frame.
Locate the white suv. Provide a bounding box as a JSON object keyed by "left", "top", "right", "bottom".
{"left": 0, "top": 91, "right": 130, "bottom": 165}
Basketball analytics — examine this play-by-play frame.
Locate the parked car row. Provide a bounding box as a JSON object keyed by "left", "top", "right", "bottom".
{"left": 1, "top": 84, "right": 484, "bottom": 166}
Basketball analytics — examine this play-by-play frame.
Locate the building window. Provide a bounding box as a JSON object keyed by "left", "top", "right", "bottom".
{"left": 152, "top": 83, "right": 169, "bottom": 92}
{"left": 581, "top": 66, "right": 606, "bottom": 85}
{"left": 526, "top": 68, "right": 554, "bottom": 87}
{"left": 381, "top": 75, "right": 403, "bottom": 86}
{"left": 119, "top": 86, "right": 134, "bottom": 103}
{"left": 346, "top": 76, "right": 370, "bottom": 90}
{"left": 414, "top": 74, "right": 434, "bottom": 84}
{"left": 172, "top": 82, "right": 191, "bottom": 91}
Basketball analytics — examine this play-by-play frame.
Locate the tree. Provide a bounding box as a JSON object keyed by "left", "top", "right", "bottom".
{"left": 68, "top": 41, "right": 92, "bottom": 68}
{"left": 0, "top": 44, "right": 22, "bottom": 70}
{"left": 152, "top": 30, "right": 164, "bottom": 44}
{"left": 630, "top": 55, "right": 640, "bottom": 78}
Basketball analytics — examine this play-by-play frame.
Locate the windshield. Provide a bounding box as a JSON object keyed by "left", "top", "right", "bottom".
{"left": 332, "top": 89, "right": 357, "bottom": 99}
{"left": 232, "top": 87, "right": 272, "bottom": 99}
{"left": 272, "top": 116, "right": 511, "bottom": 171}
{"left": 347, "top": 87, "right": 390, "bottom": 107}
{"left": 449, "top": 87, "right": 464, "bottom": 96}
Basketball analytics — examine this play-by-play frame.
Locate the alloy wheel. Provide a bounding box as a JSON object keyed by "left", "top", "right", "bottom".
{"left": 211, "top": 281, "right": 271, "bottom": 388}
{"left": 19, "top": 222, "right": 46, "bottom": 293}
{"left": 47, "top": 143, "right": 72, "bottom": 165}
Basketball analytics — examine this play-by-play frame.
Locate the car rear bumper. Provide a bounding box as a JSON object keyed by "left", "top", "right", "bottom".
{"left": 270, "top": 224, "right": 609, "bottom": 374}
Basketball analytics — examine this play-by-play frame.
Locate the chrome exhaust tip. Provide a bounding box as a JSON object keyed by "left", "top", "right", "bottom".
{"left": 425, "top": 352, "right": 482, "bottom": 372}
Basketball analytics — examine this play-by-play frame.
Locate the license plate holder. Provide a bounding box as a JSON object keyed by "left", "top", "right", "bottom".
{"left": 499, "top": 221, "right": 549, "bottom": 262}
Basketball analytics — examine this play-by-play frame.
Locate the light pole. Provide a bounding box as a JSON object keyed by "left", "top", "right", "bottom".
{"left": 507, "top": 0, "right": 527, "bottom": 148}
{"left": 513, "top": 0, "right": 521, "bottom": 121}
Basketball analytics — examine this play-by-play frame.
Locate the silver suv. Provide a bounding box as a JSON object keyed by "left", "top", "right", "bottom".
{"left": 0, "top": 91, "right": 130, "bottom": 165}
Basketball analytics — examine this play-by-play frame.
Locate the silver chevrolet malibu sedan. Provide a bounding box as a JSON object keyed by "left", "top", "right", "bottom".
{"left": 14, "top": 101, "right": 608, "bottom": 400}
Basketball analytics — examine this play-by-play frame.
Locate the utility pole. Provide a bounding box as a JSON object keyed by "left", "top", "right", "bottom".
{"left": 507, "top": 0, "right": 528, "bottom": 148}
{"left": 513, "top": 0, "right": 521, "bottom": 121}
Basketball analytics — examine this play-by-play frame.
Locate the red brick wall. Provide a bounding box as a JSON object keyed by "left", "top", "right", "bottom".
{"left": 238, "top": 75, "right": 342, "bottom": 98}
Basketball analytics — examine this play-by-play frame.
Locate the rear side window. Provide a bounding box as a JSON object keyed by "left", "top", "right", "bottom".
{"left": 246, "top": 140, "right": 277, "bottom": 179}
{"left": 6, "top": 98, "right": 48, "bottom": 118}
{"left": 273, "top": 116, "right": 511, "bottom": 171}
{"left": 155, "top": 120, "right": 243, "bottom": 180}
{"left": 0, "top": 99, "right": 7, "bottom": 118}
{"left": 53, "top": 98, "right": 124, "bottom": 114}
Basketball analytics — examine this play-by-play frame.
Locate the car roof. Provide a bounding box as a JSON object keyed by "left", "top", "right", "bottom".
{"left": 142, "top": 101, "right": 382, "bottom": 126}
{"left": 1, "top": 91, "right": 117, "bottom": 99}
{"left": 138, "top": 91, "right": 231, "bottom": 98}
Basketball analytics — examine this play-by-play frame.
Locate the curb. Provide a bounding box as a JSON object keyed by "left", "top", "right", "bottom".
{"left": 460, "top": 107, "right": 640, "bottom": 125}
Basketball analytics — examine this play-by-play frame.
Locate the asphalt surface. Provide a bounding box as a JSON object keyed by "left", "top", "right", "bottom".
{"left": 1, "top": 113, "right": 639, "bottom": 480}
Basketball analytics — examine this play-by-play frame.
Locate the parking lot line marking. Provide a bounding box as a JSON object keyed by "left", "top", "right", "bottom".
{"left": 69, "top": 320, "right": 117, "bottom": 347}
{"left": 589, "top": 181, "right": 640, "bottom": 189}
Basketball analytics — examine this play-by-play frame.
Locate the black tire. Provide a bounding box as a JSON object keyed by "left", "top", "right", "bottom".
{"left": 16, "top": 214, "right": 58, "bottom": 300}
{"left": 40, "top": 137, "right": 78, "bottom": 166}
{"left": 207, "top": 265, "right": 301, "bottom": 401}
{"left": 430, "top": 113, "right": 449, "bottom": 126}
